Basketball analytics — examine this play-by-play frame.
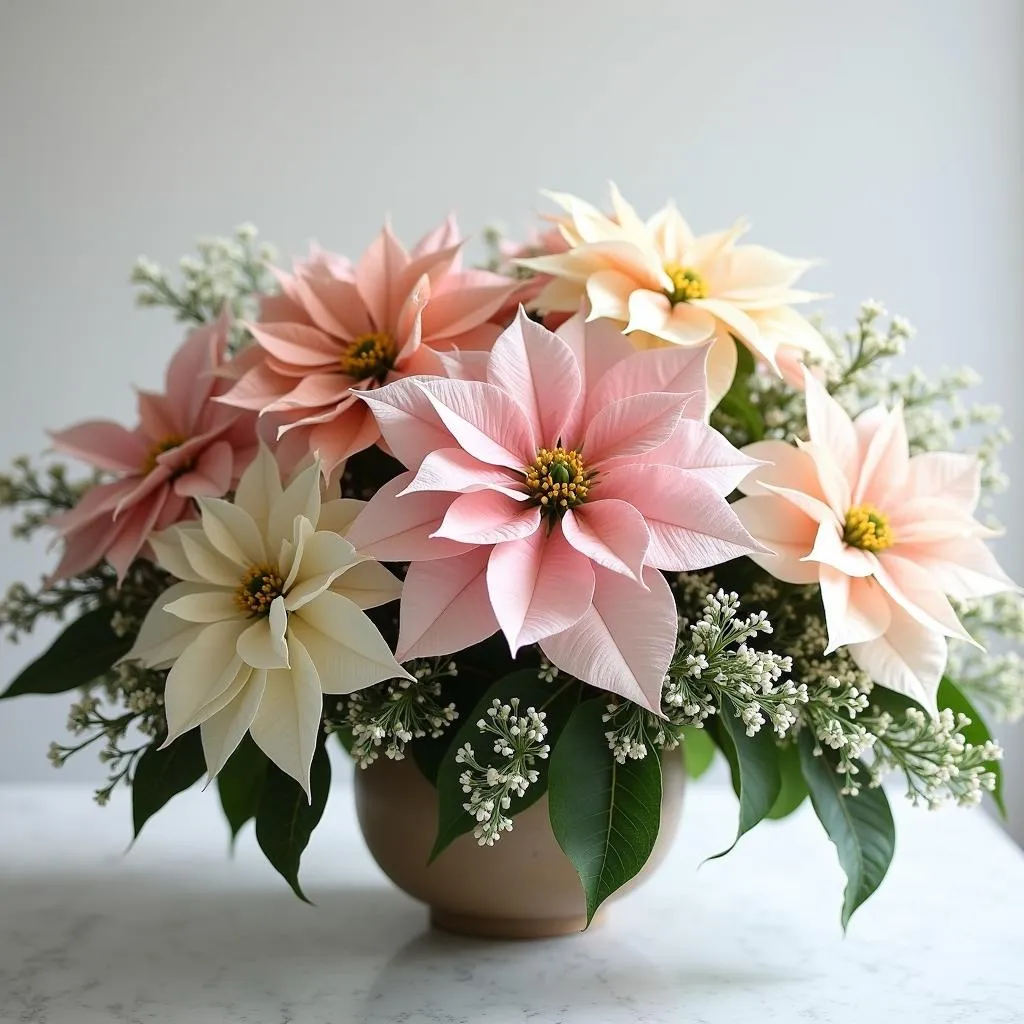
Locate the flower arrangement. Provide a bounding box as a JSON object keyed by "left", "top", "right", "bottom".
{"left": 2, "top": 192, "right": 1020, "bottom": 931}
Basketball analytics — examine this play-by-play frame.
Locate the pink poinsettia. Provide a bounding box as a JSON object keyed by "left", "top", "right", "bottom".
{"left": 217, "top": 218, "right": 517, "bottom": 477}
{"left": 49, "top": 315, "right": 258, "bottom": 581}
{"left": 346, "top": 309, "right": 764, "bottom": 709}
{"left": 733, "top": 370, "right": 1018, "bottom": 710}
{"left": 517, "top": 186, "right": 831, "bottom": 404}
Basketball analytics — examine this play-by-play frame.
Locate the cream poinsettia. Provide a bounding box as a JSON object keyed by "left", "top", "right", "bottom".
{"left": 126, "top": 443, "right": 409, "bottom": 796}
{"left": 518, "top": 185, "right": 831, "bottom": 405}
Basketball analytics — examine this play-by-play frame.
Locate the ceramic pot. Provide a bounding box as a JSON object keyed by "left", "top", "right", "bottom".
{"left": 354, "top": 751, "right": 685, "bottom": 940}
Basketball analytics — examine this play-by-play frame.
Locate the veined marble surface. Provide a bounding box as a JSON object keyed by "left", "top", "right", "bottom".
{"left": 1, "top": 774, "right": 1022, "bottom": 1024}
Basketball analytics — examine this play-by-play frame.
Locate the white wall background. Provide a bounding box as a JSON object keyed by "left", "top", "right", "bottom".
{"left": 1, "top": 0, "right": 1021, "bottom": 832}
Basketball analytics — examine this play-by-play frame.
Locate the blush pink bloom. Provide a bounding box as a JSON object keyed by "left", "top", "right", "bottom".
{"left": 49, "top": 316, "right": 258, "bottom": 582}
{"left": 346, "top": 309, "right": 764, "bottom": 710}
{"left": 517, "top": 186, "right": 831, "bottom": 405}
{"left": 733, "top": 369, "right": 1018, "bottom": 710}
{"left": 217, "top": 218, "right": 517, "bottom": 478}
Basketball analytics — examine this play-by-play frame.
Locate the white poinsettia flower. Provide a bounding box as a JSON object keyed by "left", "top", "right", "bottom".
{"left": 126, "top": 442, "right": 410, "bottom": 797}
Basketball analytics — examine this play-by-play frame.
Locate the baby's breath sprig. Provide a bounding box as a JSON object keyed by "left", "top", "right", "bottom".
{"left": 603, "top": 590, "right": 805, "bottom": 763}
{"left": 48, "top": 660, "right": 167, "bottom": 805}
{"left": 856, "top": 707, "right": 1001, "bottom": 807}
{"left": 455, "top": 698, "right": 550, "bottom": 846}
{"left": 0, "top": 457, "right": 98, "bottom": 542}
{"left": 950, "top": 592, "right": 1024, "bottom": 723}
{"left": 325, "top": 660, "right": 460, "bottom": 768}
{"left": 130, "top": 223, "right": 278, "bottom": 350}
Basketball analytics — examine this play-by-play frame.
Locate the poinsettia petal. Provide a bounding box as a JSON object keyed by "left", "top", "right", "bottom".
{"left": 582, "top": 391, "right": 687, "bottom": 466}
{"left": 200, "top": 669, "right": 267, "bottom": 780}
{"left": 400, "top": 448, "right": 526, "bottom": 499}
{"left": 331, "top": 559, "right": 403, "bottom": 609}
{"left": 292, "top": 591, "right": 411, "bottom": 692}
{"left": 355, "top": 378, "right": 456, "bottom": 472}
{"left": 486, "top": 526, "right": 595, "bottom": 653}
{"left": 562, "top": 500, "right": 650, "bottom": 582}
{"left": 540, "top": 565, "right": 676, "bottom": 713}
{"left": 198, "top": 498, "right": 266, "bottom": 567}
{"left": 50, "top": 420, "right": 149, "bottom": 474}
{"left": 174, "top": 440, "right": 234, "bottom": 499}
{"left": 802, "top": 369, "right": 859, "bottom": 480}
{"left": 124, "top": 582, "right": 208, "bottom": 667}
{"left": 162, "top": 619, "right": 248, "bottom": 742}
{"left": 414, "top": 379, "right": 536, "bottom": 469}
{"left": 232, "top": 442, "right": 284, "bottom": 532}
{"left": 433, "top": 490, "right": 541, "bottom": 545}
{"left": 849, "top": 608, "right": 947, "bottom": 714}
{"left": 819, "top": 567, "right": 892, "bottom": 654}
{"left": 874, "top": 553, "right": 977, "bottom": 645}
{"left": 163, "top": 587, "right": 239, "bottom": 623}
{"left": 486, "top": 309, "right": 582, "bottom": 446}
{"left": 804, "top": 520, "right": 877, "bottom": 577}
{"left": 900, "top": 536, "right": 1019, "bottom": 600}
{"left": 346, "top": 472, "right": 470, "bottom": 562}
{"left": 249, "top": 654, "right": 323, "bottom": 800}
{"left": 586, "top": 344, "right": 710, "bottom": 424}
{"left": 395, "top": 548, "right": 499, "bottom": 661}
{"left": 855, "top": 404, "right": 910, "bottom": 508}
{"left": 904, "top": 451, "right": 981, "bottom": 513}
{"left": 237, "top": 599, "right": 290, "bottom": 669}
{"left": 599, "top": 464, "right": 762, "bottom": 570}
{"left": 627, "top": 419, "right": 763, "bottom": 492}
{"left": 732, "top": 495, "right": 821, "bottom": 585}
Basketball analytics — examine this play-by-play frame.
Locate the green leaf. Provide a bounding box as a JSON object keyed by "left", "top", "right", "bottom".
{"left": 1, "top": 607, "right": 133, "bottom": 700}
{"left": 548, "top": 698, "right": 663, "bottom": 925}
{"left": 768, "top": 741, "right": 808, "bottom": 820}
{"left": 680, "top": 726, "right": 716, "bottom": 779}
{"left": 132, "top": 730, "right": 207, "bottom": 839}
{"left": 254, "top": 744, "right": 331, "bottom": 903}
{"left": 798, "top": 731, "right": 895, "bottom": 930}
{"left": 708, "top": 712, "right": 781, "bottom": 857}
{"left": 429, "top": 670, "right": 577, "bottom": 862}
{"left": 938, "top": 676, "right": 1005, "bottom": 817}
{"left": 216, "top": 736, "right": 268, "bottom": 846}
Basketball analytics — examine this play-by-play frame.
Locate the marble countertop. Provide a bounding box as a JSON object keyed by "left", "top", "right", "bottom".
{"left": 2, "top": 773, "right": 1022, "bottom": 1024}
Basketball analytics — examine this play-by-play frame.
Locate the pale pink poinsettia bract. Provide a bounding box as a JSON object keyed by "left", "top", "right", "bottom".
{"left": 346, "top": 308, "right": 765, "bottom": 710}
{"left": 733, "top": 369, "right": 1018, "bottom": 710}
{"left": 49, "top": 315, "right": 258, "bottom": 581}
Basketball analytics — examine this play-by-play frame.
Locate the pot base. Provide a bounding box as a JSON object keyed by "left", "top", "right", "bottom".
{"left": 430, "top": 907, "right": 601, "bottom": 940}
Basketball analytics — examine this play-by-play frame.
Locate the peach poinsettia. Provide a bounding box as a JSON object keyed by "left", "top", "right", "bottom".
{"left": 217, "top": 218, "right": 518, "bottom": 478}
{"left": 346, "top": 309, "right": 764, "bottom": 711}
{"left": 517, "top": 186, "right": 831, "bottom": 405}
{"left": 733, "top": 370, "right": 1018, "bottom": 710}
{"left": 49, "top": 315, "right": 258, "bottom": 581}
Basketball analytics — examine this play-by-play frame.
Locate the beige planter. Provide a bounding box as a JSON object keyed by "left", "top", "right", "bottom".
{"left": 354, "top": 751, "right": 686, "bottom": 939}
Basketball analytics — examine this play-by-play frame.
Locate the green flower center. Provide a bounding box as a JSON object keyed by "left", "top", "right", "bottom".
{"left": 525, "top": 447, "right": 591, "bottom": 518}
{"left": 663, "top": 262, "right": 708, "bottom": 305}
{"left": 235, "top": 563, "right": 284, "bottom": 617}
{"left": 341, "top": 332, "right": 397, "bottom": 382}
{"left": 843, "top": 505, "right": 894, "bottom": 552}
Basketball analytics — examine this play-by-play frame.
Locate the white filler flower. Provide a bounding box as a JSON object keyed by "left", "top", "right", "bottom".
{"left": 126, "top": 443, "right": 410, "bottom": 796}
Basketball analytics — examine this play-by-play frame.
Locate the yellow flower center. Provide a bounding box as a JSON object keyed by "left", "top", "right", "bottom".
{"left": 843, "top": 505, "right": 894, "bottom": 552}
{"left": 525, "top": 447, "right": 591, "bottom": 518}
{"left": 235, "top": 563, "right": 284, "bottom": 617}
{"left": 141, "top": 435, "right": 188, "bottom": 475}
{"left": 341, "top": 331, "right": 397, "bottom": 382}
{"left": 663, "top": 262, "right": 708, "bottom": 304}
